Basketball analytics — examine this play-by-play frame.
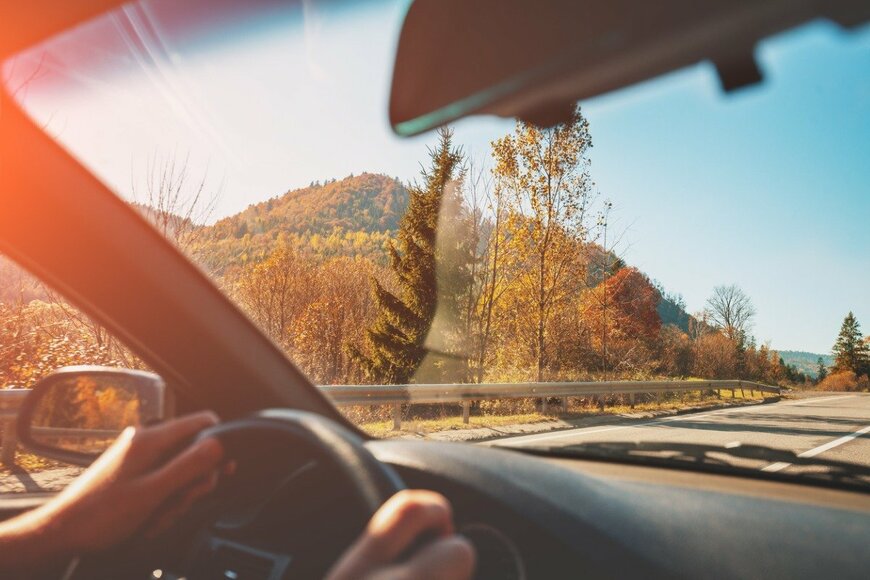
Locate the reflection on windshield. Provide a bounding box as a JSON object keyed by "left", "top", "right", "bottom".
{"left": 2, "top": 0, "right": 868, "bottom": 486}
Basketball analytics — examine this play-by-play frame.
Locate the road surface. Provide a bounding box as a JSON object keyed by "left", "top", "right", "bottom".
{"left": 490, "top": 393, "right": 870, "bottom": 477}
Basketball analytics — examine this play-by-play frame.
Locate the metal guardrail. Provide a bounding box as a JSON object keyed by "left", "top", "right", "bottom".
{"left": 0, "top": 380, "right": 780, "bottom": 461}
{"left": 322, "top": 379, "right": 780, "bottom": 430}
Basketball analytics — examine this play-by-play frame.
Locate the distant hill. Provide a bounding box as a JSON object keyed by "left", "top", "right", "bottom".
{"left": 657, "top": 295, "right": 693, "bottom": 333}
{"left": 189, "top": 172, "right": 703, "bottom": 330}
{"left": 210, "top": 172, "right": 408, "bottom": 238}
{"left": 779, "top": 350, "right": 833, "bottom": 378}
{"left": 196, "top": 173, "right": 408, "bottom": 272}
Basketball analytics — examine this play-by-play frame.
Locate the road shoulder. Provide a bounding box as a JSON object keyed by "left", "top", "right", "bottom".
{"left": 409, "top": 397, "right": 783, "bottom": 444}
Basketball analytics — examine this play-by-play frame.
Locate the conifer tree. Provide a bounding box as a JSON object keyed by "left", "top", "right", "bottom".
{"left": 816, "top": 357, "right": 828, "bottom": 383}
{"left": 350, "top": 129, "right": 464, "bottom": 384}
{"left": 832, "top": 312, "right": 870, "bottom": 376}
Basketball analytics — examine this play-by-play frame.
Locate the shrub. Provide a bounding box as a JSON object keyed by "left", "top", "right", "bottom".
{"left": 817, "top": 370, "right": 865, "bottom": 392}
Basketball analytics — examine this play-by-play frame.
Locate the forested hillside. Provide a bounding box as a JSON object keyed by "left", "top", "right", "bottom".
{"left": 779, "top": 351, "right": 834, "bottom": 379}
{"left": 5, "top": 111, "right": 828, "bottom": 394}
{"left": 198, "top": 173, "right": 407, "bottom": 272}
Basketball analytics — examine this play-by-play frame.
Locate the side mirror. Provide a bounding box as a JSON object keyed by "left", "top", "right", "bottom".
{"left": 16, "top": 366, "right": 173, "bottom": 466}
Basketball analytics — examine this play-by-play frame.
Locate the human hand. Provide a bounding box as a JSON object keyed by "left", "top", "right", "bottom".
{"left": 326, "top": 489, "right": 475, "bottom": 580}
{"left": 25, "top": 411, "right": 225, "bottom": 556}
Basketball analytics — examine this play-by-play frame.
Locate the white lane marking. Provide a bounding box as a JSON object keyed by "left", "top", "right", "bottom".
{"left": 760, "top": 424, "right": 870, "bottom": 473}
{"left": 761, "top": 462, "right": 792, "bottom": 472}
{"left": 495, "top": 395, "right": 860, "bottom": 447}
{"left": 800, "top": 424, "right": 870, "bottom": 458}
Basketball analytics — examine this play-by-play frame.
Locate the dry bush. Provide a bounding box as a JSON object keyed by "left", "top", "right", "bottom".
{"left": 337, "top": 404, "right": 392, "bottom": 425}
{"left": 478, "top": 397, "right": 537, "bottom": 416}
{"left": 817, "top": 370, "right": 865, "bottom": 392}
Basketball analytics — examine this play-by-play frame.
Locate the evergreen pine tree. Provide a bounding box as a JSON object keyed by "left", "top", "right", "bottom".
{"left": 734, "top": 329, "right": 748, "bottom": 379}
{"left": 816, "top": 357, "right": 828, "bottom": 383}
{"left": 350, "top": 129, "right": 464, "bottom": 384}
{"left": 832, "top": 312, "right": 870, "bottom": 376}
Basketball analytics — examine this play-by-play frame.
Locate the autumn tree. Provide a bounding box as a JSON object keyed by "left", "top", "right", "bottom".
{"left": 583, "top": 200, "right": 632, "bottom": 379}
{"left": 456, "top": 155, "right": 519, "bottom": 383}
{"left": 290, "top": 257, "right": 378, "bottom": 384}
{"left": 350, "top": 129, "right": 465, "bottom": 384}
{"left": 658, "top": 325, "right": 693, "bottom": 377}
{"left": 704, "top": 284, "right": 755, "bottom": 341}
{"left": 492, "top": 105, "right": 595, "bottom": 381}
{"left": 582, "top": 267, "right": 662, "bottom": 375}
{"left": 832, "top": 312, "right": 870, "bottom": 376}
{"left": 2, "top": 254, "right": 138, "bottom": 388}
{"left": 691, "top": 331, "right": 738, "bottom": 379}
{"left": 233, "top": 245, "right": 317, "bottom": 350}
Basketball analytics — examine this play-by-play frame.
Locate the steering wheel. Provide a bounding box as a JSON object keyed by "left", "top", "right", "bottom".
{"left": 67, "top": 409, "right": 406, "bottom": 579}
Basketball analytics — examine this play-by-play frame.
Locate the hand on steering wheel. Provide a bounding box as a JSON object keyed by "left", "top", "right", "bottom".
{"left": 0, "top": 411, "right": 475, "bottom": 580}
{"left": 327, "top": 489, "right": 475, "bottom": 580}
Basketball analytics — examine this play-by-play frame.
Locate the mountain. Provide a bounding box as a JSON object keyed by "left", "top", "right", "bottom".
{"left": 191, "top": 171, "right": 702, "bottom": 329}
{"left": 196, "top": 173, "right": 408, "bottom": 271}
{"left": 211, "top": 172, "right": 408, "bottom": 238}
{"left": 778, "top": 350, "right": 833, "bottom": 378}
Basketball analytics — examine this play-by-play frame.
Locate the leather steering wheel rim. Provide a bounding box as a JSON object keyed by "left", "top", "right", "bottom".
{"left": 198, "top": 409, "right": 406, "bottom": 516}
{"left": 67, "top": 409, "right": 406, "bottom": 579}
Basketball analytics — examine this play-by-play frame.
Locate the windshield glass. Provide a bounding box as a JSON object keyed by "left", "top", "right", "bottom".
{"left": 3, "top": 0, "right": 868, "bottom": 488}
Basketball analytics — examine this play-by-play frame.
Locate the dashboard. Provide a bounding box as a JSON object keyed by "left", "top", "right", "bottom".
{"left": 171, "top": 439, "right": 869, "bottom": 579}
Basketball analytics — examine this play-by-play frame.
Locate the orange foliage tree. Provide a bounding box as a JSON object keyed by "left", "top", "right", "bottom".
{"left": 582, "top": 267, "right": 661, "bottom": 376}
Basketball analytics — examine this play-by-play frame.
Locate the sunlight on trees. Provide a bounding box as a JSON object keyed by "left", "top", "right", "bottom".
{"left": 6, "top": 111, "right": 857, "bottom": 403}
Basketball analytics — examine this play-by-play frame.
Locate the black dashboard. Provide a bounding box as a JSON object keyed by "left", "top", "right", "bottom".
{"left": 172, "top": 439, "right": 870, "bottom": 579}
{"left": 369, "top": 440, "right": 870, "bottom": 580}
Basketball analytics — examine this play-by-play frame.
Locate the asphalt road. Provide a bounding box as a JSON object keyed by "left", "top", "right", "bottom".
{"left": 490, "top": 393, "right": 870, "bottom": 477}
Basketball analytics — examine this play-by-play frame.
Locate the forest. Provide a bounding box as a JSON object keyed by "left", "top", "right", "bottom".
{"left": 3, "top": 106, "right": 866, "bottom": 403}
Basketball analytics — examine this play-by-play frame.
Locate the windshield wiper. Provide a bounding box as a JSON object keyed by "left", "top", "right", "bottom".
{"left": 515, "top": 441, "right": 870, "bottom": 492}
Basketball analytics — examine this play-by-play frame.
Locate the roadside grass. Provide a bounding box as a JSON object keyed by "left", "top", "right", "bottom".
{"left": 355, "top": 388, "right": 768, "bottom": 438}
{"left": 360, "top": 413, "right": 550, "bottom": 439}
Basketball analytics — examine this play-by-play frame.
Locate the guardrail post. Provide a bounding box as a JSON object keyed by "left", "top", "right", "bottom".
{"left": 392, "top": 404, "right": 401, "bottom": 431}
{"left": 1, "top": 417, "right": 17, "bottom": 465}
{"left": 629, "top": 393, "right": 635, "bottom": 409}
{"left": 462, "top": 401, "right": 470, "bottom": 424}
{"left": 561, "top": 397, "right": 568, "bottom": 413}
{"left": 542, "top": 398, "right": 548, "bottom": 414}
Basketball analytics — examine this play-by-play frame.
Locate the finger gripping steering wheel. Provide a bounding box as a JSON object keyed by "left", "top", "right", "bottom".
{"left": 70, "top": 409, "right": 406, "bottom": 579}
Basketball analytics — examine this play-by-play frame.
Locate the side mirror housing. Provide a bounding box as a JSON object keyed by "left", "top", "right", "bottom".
{"left": 16, "top": 366, "right": 172, "bottom": 466}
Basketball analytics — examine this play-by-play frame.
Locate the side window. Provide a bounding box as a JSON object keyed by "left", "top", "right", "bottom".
{"left": 0, "top": 254, "right": 146, "bottom": 494}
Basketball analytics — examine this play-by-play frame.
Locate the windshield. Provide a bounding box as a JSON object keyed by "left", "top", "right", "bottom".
{"left": 2, "top": 0, "right": 868, "bottom": 489}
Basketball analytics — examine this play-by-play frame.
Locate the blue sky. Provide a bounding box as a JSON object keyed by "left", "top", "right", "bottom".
{"left": 6, "top": 0, "right": 868, "bottom": 354}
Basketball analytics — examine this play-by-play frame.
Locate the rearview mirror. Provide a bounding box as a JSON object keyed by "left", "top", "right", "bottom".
{"left": 17, "top": 366, "right": 172, "bottom": 466}
{"left": 389, "top": 0, "right": 867, "bottom": 135}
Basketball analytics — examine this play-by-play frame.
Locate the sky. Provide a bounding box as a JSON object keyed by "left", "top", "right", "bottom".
{"left": 3, "top": 0, "right": 868, "bottom": 354}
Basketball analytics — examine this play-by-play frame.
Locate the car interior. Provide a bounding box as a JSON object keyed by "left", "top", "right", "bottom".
{"left": 1, "top": 1, "right": 868, "bottom": 579}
